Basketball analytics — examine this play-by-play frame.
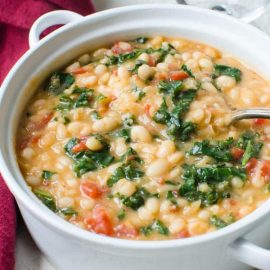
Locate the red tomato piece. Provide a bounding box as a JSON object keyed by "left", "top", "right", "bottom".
{"left": 80, "top": 182, "right": 103, "bottom": 199}
{"left": 177, "top": 229, "right": 190, "bottom": 238}
{"left": 253, "top": 118, "right": 266, "bottom": 126}
{"left": 114, "top": 224, "right": 138, "bottom": 239}
{"left": 169, "top": 71, "right": 189, "bottom": 81}
{"left": 144, "top": 103, "right": 151, "bottom": 117}
{"left": 111, "top": 42, "right": 133, "bottom": 55}
{"left": 86, "top": 206, "right": 113, "bottom": 236}
{"left": 230, "top": 147, "right": 244, "bottom": 160}
{"left": 147, "top": 56, "right": 156, "bottom": 67}
{"left": 72, "top": 141, "right": 88, "bottom": 153}
{"left": 246, "top": 158, "right": 258, "bottom": 174}
{"left": 72, "top": 67, "right": 87, "bottom": 74}
{"left": 261, "top": 160, "right": 270, "bottom": 182}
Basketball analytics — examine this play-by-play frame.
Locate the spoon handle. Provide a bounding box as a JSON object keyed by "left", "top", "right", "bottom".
{"left": 231, "top": 108, "right": 270, "bottom": 123}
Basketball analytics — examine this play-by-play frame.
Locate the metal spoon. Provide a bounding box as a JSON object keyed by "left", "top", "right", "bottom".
{"left": 230, "top": 108, "right": 270, "bottom": 124}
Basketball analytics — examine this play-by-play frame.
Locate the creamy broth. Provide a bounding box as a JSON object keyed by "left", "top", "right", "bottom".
{"left": 16, "top": 36, "right": 270, "bottom": 240}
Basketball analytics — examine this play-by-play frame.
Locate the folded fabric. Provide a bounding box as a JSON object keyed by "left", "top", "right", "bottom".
{"left": 0, "top": 1, "right": 95, "bottom": 269}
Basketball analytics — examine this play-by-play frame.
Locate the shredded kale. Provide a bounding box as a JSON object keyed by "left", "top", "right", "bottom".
{"left": 190, "top": 138, "right": 234, "bottom": 162}
{"left": 41, "top": 170, "right": 55, "bottom": 180}
{"left": 34, "top": 189, "right": 57, "bottom": 212}
{"left": 107, "top": 164, "right": 144, "bottom": 187}
{"left": 131, "top": 37, "right": 148, "bottom": 44}
{"left": 132, "top": 86, "right": 146, "bottom": 101}
{"left": 213, "top": 64, "right": 242, "bottom": 82}
{"left": 140, "top": 219, "right": 169, "bottom": 236}
{"left": 56, "top": 88, "right": 93, "bottom": 111}
{"left": 153, "top": 89, "right": 197, "bottom": 141}
{"left": 47, "top": 72, "right": 75, "bottom": 95}
{"left": 64, "top": 137, "right": 114, "bottom": 177}
{"left": 120, "top": 147, "right": 143, "bottom": 164}
{"left": 59, "top": 207, "right": 78, "bottom": 216}
{"left": 237, "top": 131, "right": 263, "bottom": 165}
{"left": 181, "top": 64, "right": 195, "bottom": 78}
{"left": 130, "top": 60, "right": 147, "bottom": 74}
{"left": 166, "top": 191, "right": 178, "bottom": 205}
{"left": 117, "top": 209, "right": 126, "bottom": 220}
{"left": 210, "top": 215, "right": 235, "bottom": 229}
{"left": 179, "top": 164, "right": 246, "bottom": 207}
{"left": 122, "top": 188, "right": 152, "bottom": 210}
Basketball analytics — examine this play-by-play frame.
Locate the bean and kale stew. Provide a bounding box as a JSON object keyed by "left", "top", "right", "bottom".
{"left": 17, "top": 36, "right": 270, "bottom": 240}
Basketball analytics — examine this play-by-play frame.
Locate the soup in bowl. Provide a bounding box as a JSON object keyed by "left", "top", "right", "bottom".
{"left": 16, "top": 35, "right": 270, "bottom": 241}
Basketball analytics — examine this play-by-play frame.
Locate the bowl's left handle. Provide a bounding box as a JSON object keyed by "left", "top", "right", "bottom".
{"left": 229, "top": 237, "right": 270, "bottom": 269}
{"left": 29, "top": 10, "right": 83, "bottom": 48}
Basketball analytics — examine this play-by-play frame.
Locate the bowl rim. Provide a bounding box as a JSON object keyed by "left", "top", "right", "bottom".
{"left": 1, "top": 3, "right": 270, "bottom": 250}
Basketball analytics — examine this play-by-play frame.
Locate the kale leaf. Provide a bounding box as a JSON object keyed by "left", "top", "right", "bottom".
{"left": 190, "top": 138, "right": 234, "bottom": 162}
{"left": 47, "top": 72, "right": 75, "bottom": 95}
{"left": 213, "top": 64, "right": 242, "bottom": 82}
{"left": 34, "top": 189, "right": 57, "bottom": 212}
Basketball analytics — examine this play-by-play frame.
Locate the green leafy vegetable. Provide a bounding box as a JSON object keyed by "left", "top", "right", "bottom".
{"left": 41, "top": 170, "right": 55, "bottom": 180}
{"left": 34, "top": 189, "right": 57, "bottom": 212}
{"left": 152, "top": 220, "right": 169, "bottom": 235}
{"left": 107, "top": 164, "right": 144, "bottom": 187}
{"left": 132, "top": 37, "right": 148, "bottom": 44}
{"left": 159, "top": 80, "right": 183, "bottom": 97}
{"left": 165, "top": 180, "right": 179, "bottom": 186}
{"left": 210, "top": 215, "right": 230, "bottom": 229}
{"left": 59, "top": 207, "right": 78, "bottom": 216}
{"left": 122, "top": 188, "right": 154, "bottom": 210}
{"left": 91, "top": 110, "right": 101, "bottom": 120}
{"left": 114, "top": 128, "right": 131, "bottom": 142}
{"left": 64, "top": 137, "right": 114, "bottom": 177}
{"left": 190, "top": 138, "right": 234, "bottom": 162}
{"left": 153, "top": 97, "right": 170, "bottom": 124}
{"left": 56, "top": 88, "right": 93, "bottom": 111}
{"left": 181, "top": 64, "right": 195, "bottom": 78}
{"left": 132, "top": 86, "right": 146, "bottom": 101}
{"left": 179, "top": 164, "right": 246, "bottom": 207}
{"left": 166, "top": 191, "right": 178, "bottom": 205}
{"left": 118, "top": 209, "right": 126, "bottom": 220}
{"left": 47, "top": 72, "right": 75, "bottom": 95}
{"left": 237, "top": 132, "right": 263, "bottom": 165}
{"left": 153, "top": 89, "right": 197, "bottom": 141}
{"left": 120, "top": 147, "right": 143, "bottom": 164}
{"left": 213, "top": 64, "right": 242, "bottom": 82}
{"left": 130, "top": 60, "right": 147, "bottom": 74}
{"left": 140, "top": 220, "right": 169, "bottom": 236}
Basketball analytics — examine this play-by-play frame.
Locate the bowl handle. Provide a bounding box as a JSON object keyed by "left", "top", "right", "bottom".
{"left": 229, "top": 237, "right": 270, "bottom": 269}
{"left": 29, "top": 10, "right": 83, "bottom": 48}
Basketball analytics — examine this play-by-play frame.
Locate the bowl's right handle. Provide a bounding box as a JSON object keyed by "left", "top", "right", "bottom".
{"left": 229, "top": 237, "right": 270, "bottom": 269}
{"left": 29, "top": 10, "right": 83, "bottom": 48}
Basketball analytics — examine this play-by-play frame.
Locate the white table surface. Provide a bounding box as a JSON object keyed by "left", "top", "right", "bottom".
{"left": 15, "top": 0, "right": 270, "bottom": 269}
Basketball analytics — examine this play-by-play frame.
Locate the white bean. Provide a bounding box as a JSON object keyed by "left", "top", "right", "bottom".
{"left": 146, "top": 159, "right": 170, "bottom": 177}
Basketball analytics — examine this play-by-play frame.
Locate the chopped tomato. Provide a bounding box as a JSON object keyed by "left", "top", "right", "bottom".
{"left": 177, "top": 229, "right": 190, "bottom": 238}
{"left": 81, "top": 182, "right": 103, "bottom": 199}
{"left": 147, "top": 56, "right": 156, "bottom": 67}
{"left": 144, "top": 104, "right": 151, "bottom": 117}
{"left": 18, "top": 135, "right": 41, "bottom": 150}
{"left": 169, "top": 71, "right": 189, "bottom": 81}
{"left": 230, "top": 147, "right": 244, "bottom": 160}
{"left": 72, "top": 67, "right": 87, "bottom": 74}
{"left": 246, "top": 158, "right": 258, "bottom": 174}
{"left": 261, "top": 160, "right": 270, "bottom": 182}
{"left": 111, "top": 42, "right": 133, "bottom": 55}
{"left": 114, "top": 224, "right": 138, "bottom": 238}
{"left": 86, "top": 206, "right": 113, "bottom": 236}
{"left": 27, "top": 112, "right": 53, "bottom": 132}
{"left": 72, "top": 141, "right": 88, "bottom": 153}
{"left": 253, "top": 118, "right": 266, "bottom": 126}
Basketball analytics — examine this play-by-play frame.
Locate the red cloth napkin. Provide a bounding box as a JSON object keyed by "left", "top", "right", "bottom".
{"left": 0, "top": 1, "right": 95, "bottom": 269}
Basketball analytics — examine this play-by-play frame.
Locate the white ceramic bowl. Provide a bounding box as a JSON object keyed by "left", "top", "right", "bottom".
{"left": 1, "top": 5, "right": 270, "bottom": 270}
